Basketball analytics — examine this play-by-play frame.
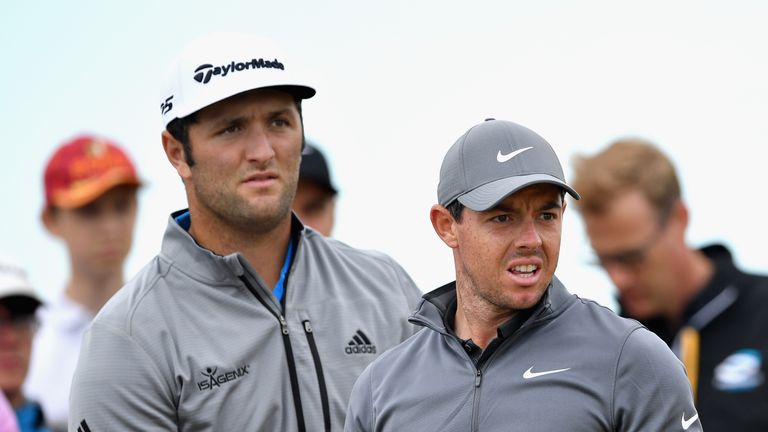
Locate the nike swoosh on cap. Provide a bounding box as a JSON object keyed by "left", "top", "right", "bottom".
{"left": 496, "top": 146, "right": 533, "bottom": 163}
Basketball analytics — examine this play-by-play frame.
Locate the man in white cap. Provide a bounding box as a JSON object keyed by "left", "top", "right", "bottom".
{"left": 0, "top": 258, "right": 47, "bottom": 431}
{"left": 69, "top": 33, "right": 422, "bottom": 431}
{"left": 345, "top": 119, "right": 700, "bottom": 431}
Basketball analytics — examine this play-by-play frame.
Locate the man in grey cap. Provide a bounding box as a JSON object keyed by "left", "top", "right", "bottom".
{"left": 345, "top": 119, "right": 701, "bottom": 431}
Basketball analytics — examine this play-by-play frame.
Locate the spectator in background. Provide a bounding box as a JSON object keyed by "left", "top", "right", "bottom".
{"left": 0, "top": 258, "right": 48, "bottom": 432}
{"left": 24, "top": 135, "right": 141, "bottom": 432}
{"left": 293, "top": 141, "right": 338, "bottom": 236}
{"left": 572, "top": 138, "right": 768, "bottom": 432}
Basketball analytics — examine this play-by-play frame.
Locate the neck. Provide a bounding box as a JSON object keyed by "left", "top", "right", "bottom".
{"left": 188, "top": 212, "right": 293, "bottom": 288}
{"left": 453, "top": 287, "right": 514, "bottom": 350}
{"left": 667, "top": 247, "right": 714, "bottom": 322}
{"left": 65, "top": 265, "right": 124, "bottom": 314}
{"left": 6, "top": 389, "right": 25, "bottom": 409}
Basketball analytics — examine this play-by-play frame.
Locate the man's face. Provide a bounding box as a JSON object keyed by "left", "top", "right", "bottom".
{"left": 292, "top": 180, "right": 336, "bottom": 236}
{"left": 0, "top": 306, "right": 35, "bottom": 405}
{"left": 183, "top": 89, "right": 303, "bottom": 233}
{"left": 45, "top": 185, "right": 138, "bottom": 273}
{"left": 452, "top": 183, "right": 565, "bottom": 313}
{"left": 582, "top": 190, "right": 679, "bottom": 319}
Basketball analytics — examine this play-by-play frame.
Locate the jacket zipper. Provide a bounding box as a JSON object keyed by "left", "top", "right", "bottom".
{"left": 239, "top": 276, "right": 306, "bottom": 432}
{"left": 303, "top": 320, "right": 331, "bottom": 432}
{"left": 472, "top": 368, "right": 482, "bottom": 432}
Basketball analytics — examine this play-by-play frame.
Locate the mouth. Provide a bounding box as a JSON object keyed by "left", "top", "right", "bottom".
{"left": 505, "top": 260, "right": 544, "bottom": 286}
{"left": 243, "top": 172, "right": 278, "bottom": 186}
{"left": 509, "top": 264, "right": 540, "bottom": 278}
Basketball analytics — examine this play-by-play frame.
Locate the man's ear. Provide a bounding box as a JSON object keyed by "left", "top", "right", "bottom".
{"left": 430, "top": 204, "right": 459, "bottom": 249}
{"left": 41, "top": 206, "right": 61, "bottom": 237}
{"left": 668, "top": 199, "right": 689, "bottom": 240}
{"left": 162, "top": 130, "right": 192, "bottom": 180}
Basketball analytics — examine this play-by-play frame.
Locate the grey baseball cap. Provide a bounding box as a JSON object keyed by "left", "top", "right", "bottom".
{"left": 437, "top": 119, "right": 580, "bottom": 211}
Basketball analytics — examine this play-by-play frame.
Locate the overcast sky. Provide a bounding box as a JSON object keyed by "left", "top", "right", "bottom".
{"left": 3, "top": 0, "right": 767, "bottom": 310}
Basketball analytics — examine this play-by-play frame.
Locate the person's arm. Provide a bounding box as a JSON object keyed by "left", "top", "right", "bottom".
{"left": 344, "top": 364, "right": 375, "bottom": 432}
{"left": 613, "top": 327, "right": 702, "bottom": 431}
{"left": 69, "top": 322, "right": 177, "bottom": 431}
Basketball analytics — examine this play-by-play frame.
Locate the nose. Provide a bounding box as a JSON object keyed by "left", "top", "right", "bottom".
{"left": 604, "top": 263, "right": 635, "bottom": 292}
{"left": 244, "top": 126, "right": 275, "bottom": 165}
{"left": 0, "top": 324, "right": 20, "bottom": 346}
{"left": 515, "top": 219, "right": 542, "bottom": 250}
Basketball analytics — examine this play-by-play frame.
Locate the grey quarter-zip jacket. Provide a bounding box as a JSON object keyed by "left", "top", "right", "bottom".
{"left": 69, "top": 211, "right": 423, "bottom": 432}
{"left": 345, "top": 278, "right": 702, "bottom": 432}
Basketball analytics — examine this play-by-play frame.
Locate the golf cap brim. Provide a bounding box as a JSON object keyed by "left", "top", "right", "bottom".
{"left": 457, "top": 173, "right": 581, "bottom": 211}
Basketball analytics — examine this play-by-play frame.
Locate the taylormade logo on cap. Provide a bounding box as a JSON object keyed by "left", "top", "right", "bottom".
{"left": 437, "top": 119, "right": 580, "bottom": 211}
{"left": 193, "top": 58, "right": 285, "bottom": 84}
{"left": 160, "top": 32, "right": 315, "bottom": 128}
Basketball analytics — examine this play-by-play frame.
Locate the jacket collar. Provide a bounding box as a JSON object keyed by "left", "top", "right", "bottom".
{"left": 409, "top": 275, "right": 574, "bottom": 336}
{"left": 159, "top": 209, "right": 304, "bottom": 285}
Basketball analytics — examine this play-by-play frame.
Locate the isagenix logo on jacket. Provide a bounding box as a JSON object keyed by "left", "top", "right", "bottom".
{"left": 197, "top": 364, "right": 251, "bottom": 391}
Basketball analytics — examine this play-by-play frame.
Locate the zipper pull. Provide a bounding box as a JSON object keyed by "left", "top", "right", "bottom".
{"left": 279, "top": 316, "right": 289, "bottom": 335}
{"left": 303, "top": 320, "right": 312, "bottom": 333}
{"left": 475, "top": 369, "right": 482, "bottom": 387}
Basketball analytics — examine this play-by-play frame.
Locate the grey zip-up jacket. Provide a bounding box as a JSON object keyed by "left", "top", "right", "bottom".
{"left": 69, "top": 212, "right": 422, "bottom": 432}
{"left": 345, "top": 279, "right": 702, "bottom": 432}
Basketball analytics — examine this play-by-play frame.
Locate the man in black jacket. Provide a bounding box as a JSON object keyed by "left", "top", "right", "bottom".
{"left": 573, "top": 138, "right": 768, "bottom": 431}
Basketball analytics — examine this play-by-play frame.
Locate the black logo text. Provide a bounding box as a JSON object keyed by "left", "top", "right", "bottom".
{"left": 193, "top": 58, "right": 285, "bottom": 84}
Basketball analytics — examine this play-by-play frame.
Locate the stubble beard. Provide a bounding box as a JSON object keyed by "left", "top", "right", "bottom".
{"left": 192, "top": 173, "right": 298, "bottom": 236}
{"left": 456, "top": 259, "right": 549, "bottom": 315}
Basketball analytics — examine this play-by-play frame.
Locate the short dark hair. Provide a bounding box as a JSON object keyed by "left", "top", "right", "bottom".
{"left": 166, "top": 113, "right": 198, "bottom": 166}
{"left": 446, "top": 200, "right": 465, "bottom": 222}
{"left": 166, "top": 97, "right": 304, "bottom": 167}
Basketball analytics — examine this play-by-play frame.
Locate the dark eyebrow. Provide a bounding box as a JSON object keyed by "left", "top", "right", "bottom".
{"left": 207, "top": 115, "right": 246, "bottom": 132}
{"left": 539, "top": 201, "right": 563, "bottom": 211}
{"left": 490, "top": 200, "right": 562, "bottom": 213}
{"left": 269, "top": 108, "right": 293, "bottom": 117}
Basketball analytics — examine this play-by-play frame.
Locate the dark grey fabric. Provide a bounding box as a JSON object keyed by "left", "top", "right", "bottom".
{"left": 345, "top": 278, "right": 701, "bottom": 432}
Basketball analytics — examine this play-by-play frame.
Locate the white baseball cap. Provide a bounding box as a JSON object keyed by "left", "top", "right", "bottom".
{"left": 160, "top": 32, "right": 316, "bottom": 128}
{"left": 0, "top": 257, "right": 42, "bottom": 313}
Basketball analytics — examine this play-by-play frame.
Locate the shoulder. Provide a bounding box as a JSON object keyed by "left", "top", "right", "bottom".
{"left": 299, "top": 231, "right": 421, "bottom": 300}
{"left": 303, "top": 230, "right": 405, "bottom": 270}
{"left": 564, "top": 295, "right": 644, "bottom": 337}
{"left": 89, "top": 256, "right": 168, "bottom": 337}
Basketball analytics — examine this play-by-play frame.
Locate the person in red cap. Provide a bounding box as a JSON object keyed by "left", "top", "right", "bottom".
{"left": 23, "top": 135, "right": 141, "bottom": 432}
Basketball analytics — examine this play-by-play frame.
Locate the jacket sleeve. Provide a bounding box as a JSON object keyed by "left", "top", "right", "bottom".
{"left": 613, "top": 327, "right": 702, "bottom": 431}
{"left": 344, "top": 364, "right": 375, "bottom": 432}
{"left": 69, "top": 321, "right": 177, "bottom": 431}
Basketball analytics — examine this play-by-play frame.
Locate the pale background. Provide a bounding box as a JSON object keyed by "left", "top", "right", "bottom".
{"left": 3, "top": 0, "right": 767, "bottom": 311}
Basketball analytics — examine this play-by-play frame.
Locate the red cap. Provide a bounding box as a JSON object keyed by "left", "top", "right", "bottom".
{"left": 43, "top": 135, "right": 141, "bottom": 209}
